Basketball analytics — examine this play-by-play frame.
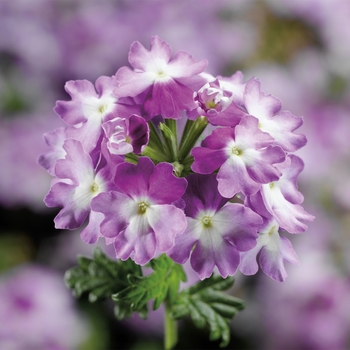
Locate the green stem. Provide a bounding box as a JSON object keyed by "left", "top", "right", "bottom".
{"left": 159, "top": 122, "right": 178, "bottom": 161}
{"left": 164, "top": 301, "right": 177, "bottom": 350}
{"left": 178, "top": 116, "right": 208, "bottom": 161}
{"left": 141, "top": 146, "right": 169, "bottom": 163}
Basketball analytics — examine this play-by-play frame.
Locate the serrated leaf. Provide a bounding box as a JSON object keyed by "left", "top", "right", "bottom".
{"left": 112, "top": 254, "right": 185, "bottom": 316}
{"left": 64, "top": 247, "right": 141, "bottom": 304}
{"left": 172, "top": 274, "right": 245, "bottom": 348}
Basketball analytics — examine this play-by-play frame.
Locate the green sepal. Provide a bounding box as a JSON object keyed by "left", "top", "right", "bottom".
{"left": 65, "top": 247, "right": 142, "bottom": 303}
{"left": 171, "top": 274, "right": 245, "bottom": 348}
{"left": 112, "top": 254, "right": 186, "bottom": 318}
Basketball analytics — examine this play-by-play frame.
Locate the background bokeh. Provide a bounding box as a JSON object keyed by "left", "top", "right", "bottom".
{"left": 1, "top": 0, "right": 350, "bottom": 349}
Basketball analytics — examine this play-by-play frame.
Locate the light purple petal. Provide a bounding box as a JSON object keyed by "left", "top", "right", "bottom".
{"left": 167, "top": 50, "right": 207, "bottom": 78}
{"left": 259, "top": 234, "right": 299, "bottom": 282}
{"left": 80, "top": 210, "right": 104, "bottom": 244}
{"left": 215, "top": 203, "right": 261, "bottom": 252}
{"left": 130, "top": 36, "right": 172, "bottom": 71}
{"left": 147, "top": 204, "right": 187, "bottom": 252}
{"left": 114, "top": 66, "right": 155, "bottom": 98}
{"left": 114, "top": 215, "right": 156, "bottom": 265}
{"left": 190, "top": 231, "right": 240, "bottom": 280}
{"left": 217, "top": 156, "right": 261, "bottom": 197}
{"left": 168, "top": 218, "right": 202, "bottom": 264}
{"left": 44, "top": 182, "right": 89, "bottom": 229}
{"left": 244, "top": 78, "right": 282, "bottom": 119}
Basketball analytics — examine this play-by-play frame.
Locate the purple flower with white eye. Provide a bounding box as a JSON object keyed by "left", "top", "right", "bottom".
{"left": 91, "top": 157, "right": 188, "bottom": 265}
{"left": 102, "top": 114, "right": 149, "bottom": 155}
{"left": 114, "top": 35, "right": 208, "bottom": 120}
{"left": 248, "top": 155, "right": 315, "bottom": 233}
{"left": 239, "top": 216, "right": 299, "bottom": 282}
{"left": 191, "top": 115, "right": 286, "bottom": 198}
{"left": 168, "top": 173, "right": 262, "bottom": 280}
{"left": 44, "top": 139, "right": 122, "bottom": 244}
{"left": 243, "top": 78, "right": 307, "bottom": 152}
{"left": 54, "top": 75, "right": 139, "bottom": 154}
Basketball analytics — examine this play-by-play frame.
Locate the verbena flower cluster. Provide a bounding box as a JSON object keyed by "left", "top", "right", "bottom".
{"left": 39, "top": 36, "right": 314, "bottom": 282}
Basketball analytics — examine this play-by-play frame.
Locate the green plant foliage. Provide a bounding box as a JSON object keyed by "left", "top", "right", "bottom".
{"left": 112, "top": 254, "right": 186, "bottom": 319}
{"left": 171, "top": 275, "right": 245, "bottom": 347}
{"left": 65, "top": 247, "right": 142, "bottom": 303}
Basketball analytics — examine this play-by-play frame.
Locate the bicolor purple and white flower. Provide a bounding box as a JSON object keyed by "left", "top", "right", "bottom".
{"left": 114, "top": 35, "right": 208, "bottom": 120}
{"left": 243, "top": 78, "right": 307, "bottom": 152}
{"left": 191, "top": 116, "right": 286, "bottom": 198}
{"left": 102, "top": 114, "right": 149, "bottom": 155}
{"left": 168, "top": 173, "right": 262, "bottom": 280}
{"left": 91, "top": 157, "right": 188, "bottom": 265}
{"left": 248, "top": 155, "right": 315, "bottom": 233}
{"left": 54, "top": 76, "right": 139, "bottom": 155}
{"left": 239, "top": 216, "right": 299, "bottom": 282}
{"left": 191, "top": 74, "right": 248, "bottom": 126}
{"left": 44, "top": 139, "right": 121, "bottom": 244}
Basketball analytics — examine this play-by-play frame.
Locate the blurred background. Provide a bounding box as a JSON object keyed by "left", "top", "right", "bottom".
{"left": 1, "top": 0, "right": 350, "bottom": 349}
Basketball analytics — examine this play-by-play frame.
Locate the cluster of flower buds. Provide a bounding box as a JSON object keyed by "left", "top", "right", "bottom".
{"left": 39, "top": 36, "right": 314, "bottom": 282}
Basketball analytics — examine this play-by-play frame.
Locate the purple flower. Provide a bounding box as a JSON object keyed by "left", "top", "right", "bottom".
{"left": 248, "top": 155, "right": 315, "bottom": 233}
{"left": 191, "top": 116, "right": 286, "bottom": 197}
{"left": 192, "top": 74, "right": 248, "bottom": 126}
{"left": 102, "top": 114, "right": 149, "bottom": 155}
{"left": 239, "top": 216, "right": 299, "bottom": 282}
{"left": 243, "top": 78, "right": 307, "bottom": 152}
{"left": 0, "top": 265, "right": 88, "bottom": 350}
{"left": 44, "top": 139, "right": 121, "bottom": 244}
{"left": 54, "top": 76, "right": 139, "bottom": 154}
{"left": 168, "top": 173, "right": 262, "bottom": 280}
{"left": 114, "top": 35, "right": 208, "bottom": 120}
{"left": 91, "top": 157, "right": 188, "bottom": 265}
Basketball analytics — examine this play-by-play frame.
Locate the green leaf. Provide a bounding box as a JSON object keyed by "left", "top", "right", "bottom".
{"left": 112, "top": 254, "right": 186, "bottom": 318}
{"left": 172, "top": 274, "right": 245, "bottom": 348}
{"left": 65, "top": 247, "right": 142, "bottom": 304}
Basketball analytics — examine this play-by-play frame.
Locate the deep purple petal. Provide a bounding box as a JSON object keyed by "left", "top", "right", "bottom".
{"left": 201, "top": 127, "right": 235, "bottom": 149}
{"left": 182, "top": 173, "right": 228, "bottom": 217}
{"left": 147, "top": 162, "right": 187, "bottom": 204}
{"left": 128, "top": 114, "right": 149, "bottom": 154}
{"left": 191, "top": 147, "right": 227, "bottom": 174}
{"left": 114, "top": 157, "right": 154, "bottom": 199}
